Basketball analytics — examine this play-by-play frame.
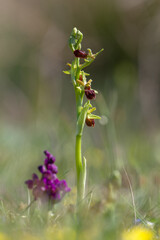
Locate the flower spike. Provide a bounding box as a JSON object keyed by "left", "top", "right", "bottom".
{"left": 64, "top": 28, "right": 103, "bottom": 204}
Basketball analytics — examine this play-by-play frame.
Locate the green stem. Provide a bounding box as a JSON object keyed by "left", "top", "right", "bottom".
{"left": 75, "top": 58, "right": 80, "bottom": 81}
{"left": 75, "top": 133, "right": 87, "bottom": 206}
{"left": 74, "top": 58, "right": 86, "bottom": 204}
{"left": 75, "top": 134, "right": 83, "bottom": 202}
{"left": 75, "top": 88, "right": 86, "bottom": 204}
{"left": 75, "top": 88, "right": 83, "bottom": 117}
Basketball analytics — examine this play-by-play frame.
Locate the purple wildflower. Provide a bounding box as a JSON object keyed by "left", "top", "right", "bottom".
{"left": 38, "top": 165, "right": 46, "bottom": 173}
{"left": 47, "top": 164, "right": 58, "bottom": 173}
{"left": 32, "top": 173, "right": 38, "bottom": 181}
{"left": 44, "top": 150, "right": 56, "bottom": 164}
{"left": 25, "top": 173, "right": 39, "bottom": 189}
{"left": 25, "top": 151, "right": 71, "bottom": 204}
{"left": 25, "top": 179, "right": 34, "bottom": 189}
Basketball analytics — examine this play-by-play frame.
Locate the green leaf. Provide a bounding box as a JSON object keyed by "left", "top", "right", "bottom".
{"left": 63, "top": 70, "right": 71, "bottom": 75}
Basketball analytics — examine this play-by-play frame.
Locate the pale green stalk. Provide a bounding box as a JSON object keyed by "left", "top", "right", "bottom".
{"left": 74, "top": 59, "right": 86, "bottom": 204}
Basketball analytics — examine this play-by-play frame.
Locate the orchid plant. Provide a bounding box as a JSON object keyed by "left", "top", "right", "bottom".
{"left": 64, "top": 28, "right": 103, "bottom": 204}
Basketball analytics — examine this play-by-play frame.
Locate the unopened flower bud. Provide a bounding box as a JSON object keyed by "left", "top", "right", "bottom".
{"left": 72, "top": 27, "right": 77, "bottom": 36}
{"left": 74, "top": 50, "right": 88, "bottom": 58}
{"left": 85, "top": 118, "right": 95, "bottom": 127}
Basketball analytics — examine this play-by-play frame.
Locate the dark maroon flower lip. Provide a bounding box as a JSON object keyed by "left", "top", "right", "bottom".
{"left": 74, "top": 50, "right": 88, "bottom": 58}
{"left": 85, "top": 118, "right": 95, "bottom": 127}
{"left": 25, "top": 151, "right": 70, "bottom": 203}
{"left": 85, "top": 89, "right": 96, "bottom": 100}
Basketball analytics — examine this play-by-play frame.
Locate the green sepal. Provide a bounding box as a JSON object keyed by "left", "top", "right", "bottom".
{"left": 84, "top": 72, "right": 90, "bottom": 76}
{"left": 94, "top": 48, "right": 104, "bottom": 57}
{"left": 87, "top": 114, "right": 101, "bottom": 120}
{"left": 80, "top": 48, "right": 104, "bottom": 70}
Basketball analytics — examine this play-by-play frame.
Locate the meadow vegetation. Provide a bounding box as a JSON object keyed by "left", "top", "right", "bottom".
{"left": 0, "top": 1, "right": 160, "bottom": 239}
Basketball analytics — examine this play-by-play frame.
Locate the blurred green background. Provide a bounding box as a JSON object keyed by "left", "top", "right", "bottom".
{"left": 0, "top": 0, "right": 160, "bottom": 211}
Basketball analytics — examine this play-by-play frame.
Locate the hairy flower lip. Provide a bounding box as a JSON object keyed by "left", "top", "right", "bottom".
{"left": 74, "top": 50, "right": 88, "bottom": 58}
{"left": 85, "top": 118, "right": 95, "bottom": 127}
{"left": 85, "top": 89, "right": 96, "bottom": 100}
